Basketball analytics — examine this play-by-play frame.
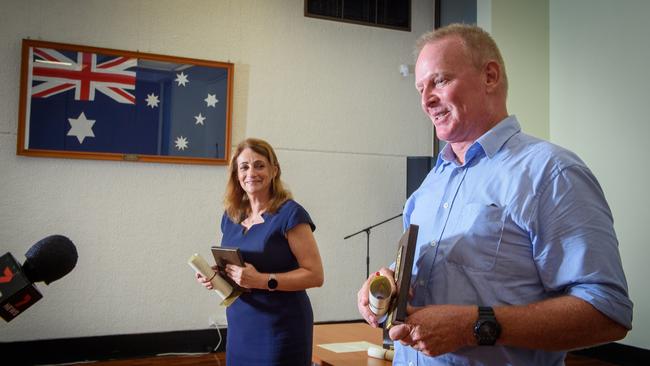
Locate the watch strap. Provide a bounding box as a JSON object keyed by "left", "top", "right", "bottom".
{"left": 478, "top": 306, "right": 494, "bottom": 318}
{"left": 474, "top": 306, "right": 500, "bottom": 346}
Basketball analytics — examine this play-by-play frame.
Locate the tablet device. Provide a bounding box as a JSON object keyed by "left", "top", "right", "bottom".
{"left": 210, "top": 246, "right": 249, "bottom": 292}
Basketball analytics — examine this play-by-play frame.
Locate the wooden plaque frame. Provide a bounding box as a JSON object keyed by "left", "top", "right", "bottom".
{"left": 385, "top": 224, "right": 419, "bottom": 329}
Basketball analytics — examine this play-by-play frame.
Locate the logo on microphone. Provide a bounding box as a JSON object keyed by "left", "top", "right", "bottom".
{"left": 0, "top": 266, "right": 15, "bottom": 283}
{"left": 3, "top": 302, "right": 20, "bottom": 317}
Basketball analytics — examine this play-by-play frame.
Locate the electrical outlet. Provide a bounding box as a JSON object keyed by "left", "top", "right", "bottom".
{"left": 208, "top": 313, "right": 227, "bottom": 328}
{"left": 208, "top": 315, "right": 219, "bottom": 328}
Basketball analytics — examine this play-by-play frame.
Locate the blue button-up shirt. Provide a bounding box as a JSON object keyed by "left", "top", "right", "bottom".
{"left": 394, "top": 116, "right": 633, "bottom": 366}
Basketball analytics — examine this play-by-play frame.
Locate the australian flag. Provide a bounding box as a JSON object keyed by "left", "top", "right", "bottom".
{"left": 24, "top": 45, "right": 229, "bottom": 160}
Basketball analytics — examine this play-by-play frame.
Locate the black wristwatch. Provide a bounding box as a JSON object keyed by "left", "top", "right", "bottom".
{"left": 267, "top": 273, "right": 278, "bottom": 291}
{"left": 474, "top": 306, "right": 501, "bottom": 346}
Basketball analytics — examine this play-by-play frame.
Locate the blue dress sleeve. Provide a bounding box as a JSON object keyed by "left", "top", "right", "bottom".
{"left": 281, "top": 201, "right": 316, "bottom": 236}
{"left": 220, "top": 211, "right": 229, "bottom": 233}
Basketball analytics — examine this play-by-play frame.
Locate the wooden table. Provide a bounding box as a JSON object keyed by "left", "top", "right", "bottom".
{"left": 312, "top": 322, "right": 392, "bottom": 366}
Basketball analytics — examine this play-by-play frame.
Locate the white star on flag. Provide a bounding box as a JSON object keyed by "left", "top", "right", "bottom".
{"left": 146, "top": 93, "right": 160, "bottom": 108}
{"left": 174, "top": 136, "right": 189, "bottom": 150}
{"left": 204, "top": 93, "right": 218, "bottom": 107}
{"left": 175, "top": 72, "right": 189, "bottom": 87}
{"left": 194, "top": 113, "right": 206, "bottom": 125}
{"left": 67, "top": 112, "right": 96, "bottom": 144}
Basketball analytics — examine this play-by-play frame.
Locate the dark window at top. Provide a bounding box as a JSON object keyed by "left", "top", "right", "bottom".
{"left": 435, "top": 0, "right": 476, "bottom": 28}
{"left": 377, "top": 1, "right": 410, "bottom": 28}
{"left": 305, "top": 0, "right": 411, "bottom": 32}
{"left": 307, "top": 0, "right": 342, "bottom": 18}
{"left": 343, "top": 1, "right": 374, "bottom": 23}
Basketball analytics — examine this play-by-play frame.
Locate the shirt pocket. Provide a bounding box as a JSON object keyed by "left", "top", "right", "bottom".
{"left": 445, "top": 202, "right": 505, "bottom": 272}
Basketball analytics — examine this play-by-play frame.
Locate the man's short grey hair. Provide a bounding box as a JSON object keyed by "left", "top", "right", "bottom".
{"left": 415, "top": 23, "right": 508, "bottom": 93}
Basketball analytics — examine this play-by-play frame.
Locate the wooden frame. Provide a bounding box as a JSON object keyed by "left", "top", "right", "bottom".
{"left": 17, "top": 39, "right": 233, "bottom": 165}
{"left": 384, "top": 224, "right": 418, "bottom": 328}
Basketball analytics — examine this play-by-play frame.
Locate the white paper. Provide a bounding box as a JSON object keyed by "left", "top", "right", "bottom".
{"left": 317, "top": 341, "right": 377, "bottom": 353}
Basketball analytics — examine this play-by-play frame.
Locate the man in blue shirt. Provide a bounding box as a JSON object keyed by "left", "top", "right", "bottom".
{"left": 357, "top": 24, "right": 632, "bottom": 365}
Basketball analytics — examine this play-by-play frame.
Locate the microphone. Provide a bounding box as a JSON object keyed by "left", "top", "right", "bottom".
{"left": 1, "top": 235, "right": 78, "bottom": 321}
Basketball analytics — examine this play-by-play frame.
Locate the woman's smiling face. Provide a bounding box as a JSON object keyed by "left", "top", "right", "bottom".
{"left": 236, "top": 147, "right": 277, "bottom": 197}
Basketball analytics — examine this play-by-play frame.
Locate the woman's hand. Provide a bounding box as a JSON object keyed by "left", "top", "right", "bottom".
{"left": 195, "top": 265, "right": 219, "bottom": 290}
{"left": 225, "top": 262, "right": 262, "bottom": 289}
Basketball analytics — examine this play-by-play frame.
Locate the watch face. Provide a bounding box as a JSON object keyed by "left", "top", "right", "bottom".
{"left": 476, "top": 320, "right": 499, "bottom": 345}
{"left": 479, "top": 321, "right": 497, "bottom": 336}
{"left": 268, "top": 278, "right": 278, "bottom": 289}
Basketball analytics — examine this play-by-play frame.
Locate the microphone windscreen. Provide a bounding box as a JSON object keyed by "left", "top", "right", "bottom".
{"left": 22, "top": 235, "right": 78, "bottom": 284}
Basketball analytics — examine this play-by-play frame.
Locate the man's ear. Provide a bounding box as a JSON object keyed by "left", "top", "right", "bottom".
{"left": 484, "top": 61, "right": 501, "bottom": 92}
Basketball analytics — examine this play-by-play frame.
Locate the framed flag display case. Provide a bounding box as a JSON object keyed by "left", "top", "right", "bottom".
{"left": 17, "top": 39, "right": 233, "bottom": 165}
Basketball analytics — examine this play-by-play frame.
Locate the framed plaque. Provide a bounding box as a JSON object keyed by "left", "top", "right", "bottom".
{"left": 210, "top": 246, "right": 250, "bottom": 293}
{"left": 384, "top": 224, "right": 418, "bottom": 329}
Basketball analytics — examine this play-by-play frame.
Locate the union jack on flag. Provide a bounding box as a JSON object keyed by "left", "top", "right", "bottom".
{"left": 31, "top": 47, "right": 137, "bottom": 104}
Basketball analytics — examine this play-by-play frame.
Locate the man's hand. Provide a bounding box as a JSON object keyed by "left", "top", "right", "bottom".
{"left": 388, "top": 304, "right": 477, "bottom": 357}
{"left": 357, "top": 267, "right": 396, "bottom": 327}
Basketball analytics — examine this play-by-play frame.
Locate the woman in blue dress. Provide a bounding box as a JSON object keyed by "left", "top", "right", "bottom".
{"left": 198, "top": 138, "right": 324, "bottom": 366}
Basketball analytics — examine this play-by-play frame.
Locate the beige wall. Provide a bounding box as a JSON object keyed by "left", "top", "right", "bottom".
{"left": 491, "top": 0, "right": 549, "bottom": 140}
{"left": 0, "top": 0, "right": 434, "bottom": 341}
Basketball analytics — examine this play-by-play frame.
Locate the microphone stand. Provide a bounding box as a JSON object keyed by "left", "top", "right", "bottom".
{"left": 343, "top": 213, "right": 403, "bottom": 279}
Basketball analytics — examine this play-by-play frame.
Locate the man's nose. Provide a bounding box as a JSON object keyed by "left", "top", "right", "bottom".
{"left": 422, "top": 91, "right": 439, "bottom": 109}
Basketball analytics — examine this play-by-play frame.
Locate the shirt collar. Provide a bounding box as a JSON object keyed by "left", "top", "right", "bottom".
{"left": 435, "top": 115, "right": 521, "bottom": 171}
{"left": 476, "top": 115, "right": 521, "bottom": 158}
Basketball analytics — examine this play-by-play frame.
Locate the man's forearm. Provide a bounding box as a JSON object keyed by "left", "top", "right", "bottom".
{"left": 494, "top": 295, "right": 628, "bottom": 350}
